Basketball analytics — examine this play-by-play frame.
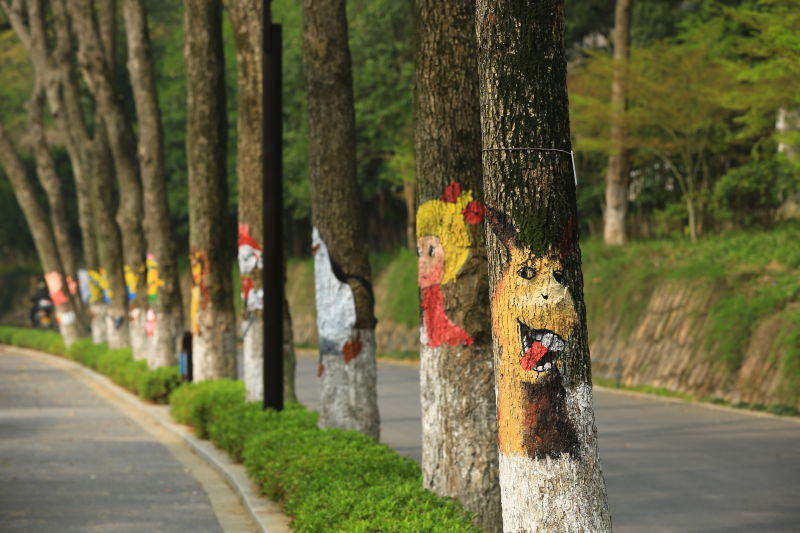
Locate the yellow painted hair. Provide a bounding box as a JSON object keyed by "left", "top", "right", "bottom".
{"left": 416, "top": 189, "right": 473, "bottom": 285}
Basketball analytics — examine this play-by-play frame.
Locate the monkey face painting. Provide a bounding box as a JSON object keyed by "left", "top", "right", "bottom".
{"left": 488, "top": 208, "right": 580, "bottom": 460}
{"left": 493, "top": 251, "right": 577, "bottom": 378}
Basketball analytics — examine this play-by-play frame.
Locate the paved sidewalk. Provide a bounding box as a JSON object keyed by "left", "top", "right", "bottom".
{"left": 0, "top": 349, "right": 252, "bottom": 533}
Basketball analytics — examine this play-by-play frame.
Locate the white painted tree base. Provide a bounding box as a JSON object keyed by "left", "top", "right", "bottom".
{"left": 243, "top": 314, "right": 264, "bottom": 402}
{"left": 497, "top": 384, "right": 611, "bottom": 533}
{"left": 420, "top": 344, "right": 501, "bottom": 532}
{"left": 129, "top": 308, "right": 149, "bottom": 361}
{"left": 89, "top": 304, "right": 107, "bottom": 344}
{"left": 148, "top": 310, "right": 179, "bottom": 369}
{"left": 105, "top": 313, "right": 130, "bottom": 349}
{"left": 319, "top": 329, "right": 380, "bottom": 440}
{"left": 192, "top": 324, "right": 237, "bottom": 381}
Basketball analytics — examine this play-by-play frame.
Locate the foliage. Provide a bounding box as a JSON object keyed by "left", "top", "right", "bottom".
{"left": 0, "top": 326, "right": 65, "bottom": 354}
{"left": 169, "top": 379, "right": 245, "bottom": 438}
{"left": 712, "top": 158, "right": 798, "bottom": 226}
{"left": 169, "top": 379, "right": 481, "bottom": 532}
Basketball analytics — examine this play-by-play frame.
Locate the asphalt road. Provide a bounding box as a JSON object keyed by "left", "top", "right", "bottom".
{"left": 0, "top": 350, "right": 230, "bottom": 533}
{"left": 295, "top": 352, "right": 800, "bottom": 533}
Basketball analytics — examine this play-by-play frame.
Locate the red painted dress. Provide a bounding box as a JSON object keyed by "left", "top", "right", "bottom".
{"left": 421, "top": 284, "right": 474, "bottom": 347}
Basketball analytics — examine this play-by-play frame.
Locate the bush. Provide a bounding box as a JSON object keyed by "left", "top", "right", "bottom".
{"left": 170, "top": 379, "right": 480, "bottom": 532}
{"left": 169, "top": 380, "right": 245, "bottom": 438}
{"left": 2, "top": 327, "right": 182, "bottom": 404}
{"left": 0, "top": 326, "right": 65, "bottom": 354}
{"left": 139, "top": 366, "right": 182, "bottom": 404}
{"left": 713, "top": 159, "right": 797, "bottom": 227}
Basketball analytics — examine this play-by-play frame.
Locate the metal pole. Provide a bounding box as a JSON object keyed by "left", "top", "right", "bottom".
{"left": 262, "top": 1, "right": 284, "bottom": 411}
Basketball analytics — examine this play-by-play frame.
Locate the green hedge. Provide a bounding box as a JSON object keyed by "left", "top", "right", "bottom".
{"left": 0, "top": 327, "right": 181, "bottom": 404}
{"left": 170, "top": 380, "right": 482, "bottom": 532}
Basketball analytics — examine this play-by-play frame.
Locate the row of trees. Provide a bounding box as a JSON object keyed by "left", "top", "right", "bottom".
{"left": 0, "top": 0, "right": 618, "bottom": 531}
{"left": 3, "top": 1, "right": 798, "bottom": 532}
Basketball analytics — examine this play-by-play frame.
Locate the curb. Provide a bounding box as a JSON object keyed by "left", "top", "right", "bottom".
{"left": 1, "top": 345, "right": 292, "bottom": 533}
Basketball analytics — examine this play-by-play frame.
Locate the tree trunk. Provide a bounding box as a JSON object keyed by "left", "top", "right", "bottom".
{"left": 26, "top": 87, "right": 84, "bottom": 321}
{"left": 603, "top": 0, "right": 633, "bottom": 246}
{"left": 68, "top": 0, "right": 149, "bottom": 358}
{"left": 413, "top": 1, "right": 499, "bottom": 530}
{"left": 228, "top": 0, "right": 265, "bottom": 401}
{"left": 476, "top": 1, "right": 613, "bottom": 531}
{"left": 303, "top": 0, "right": 379, "bottom": 439}
{"left": 403, "top": 178, "right": 416, "bottom": 251}
{"left": 283, "top": 294, "right": 298, "bottom": 402}
{"left": 184, "top": 0, "right": 236, "bottom": 380}
{"left": 122, "top": 0, "right": 182, "bottom": 368}
{"left": 89, "top": 122, "right": 131, "bottom": 348}
{"left": 0, "top": 124, "right": 81, "bottom": 346}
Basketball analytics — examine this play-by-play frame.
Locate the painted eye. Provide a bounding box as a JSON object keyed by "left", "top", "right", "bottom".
{"left": 553, "top": 270, "right": 566, "bottom": 285}
{"left": 416, "top": 247, "right": 422, "bottom": 257}
{"left": 428, "top": 246, "right": 435, "bottom": 257}
{"left": 517, "top": 266, "right": 536, "bottom": 280}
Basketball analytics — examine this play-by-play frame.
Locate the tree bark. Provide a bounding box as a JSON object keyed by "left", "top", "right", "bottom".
{"left": 25, "top": 88, "right": 81, "bottom": 306}
{"left": 303, "top": 0, "right": 379, "bottom": 439}
{"left": 89, "top": 122, "right": 131, "bottom": 348}
{"left": 68, "top": 0, "right": 149, "bottom": 357}
{"left": 476, "top": 1, "right": 613, "bottom": 531}
{"left": 413, "top": 1, "right": 499, "bottom": 530}
{"left": 122, "top": 0, "right": 182, "bottom": 368}
{"left": 0, "top": 124, "right": 81, "bottom": 346}
{"left": 403, "top": 178, "right": 416, "bottom": 251}
{"left": 603, "top": 0, "right": 633, "bottom": 246}
{"left": 184, "top": 0, "right": 236, "bottom": 380}
{"left": 228, "top": 0, "right": 265, "bottom": 401}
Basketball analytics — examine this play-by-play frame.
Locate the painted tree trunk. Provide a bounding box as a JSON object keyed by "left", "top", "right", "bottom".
{"left": 303, "top": 0, "right": 380, "bottom": 439}
{"left": 185, "top": 0, "right": 237, "bottom": 380}
{"left": 476, "top": 2, "right": 613, "bottom": 531}
{"left": 604, "top": 0, "right": 633, "bottom": 246}
{"left": 413, "top": 1, "right": 500, "bottom": 530}
{"left": 88, "top": 123, "right": 130, "bottom": 349}
{"left": 228, "top": 0, "right": 265, "bottom": 401}
{"left": 0, "top": 125, "right": 81, "bottom": 346}
{"left": 123, "top": 0, "right": 182, "bottom": 368}
{"left": 68, "top": 0, "right": 148, "bottom": 358}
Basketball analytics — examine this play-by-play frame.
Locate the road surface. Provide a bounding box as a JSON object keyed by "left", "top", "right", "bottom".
{"left": 0, "top": 349, "right": 255, "bottom": 533}
{"left": 296, "top": 352, "right": 800, "bottom": 533}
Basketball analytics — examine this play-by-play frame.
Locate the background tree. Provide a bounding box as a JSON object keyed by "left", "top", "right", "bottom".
{"left": 122, "top": 0, "right": 182, "bottom": 367}
{"left": 0, "top": 123, "right": 82, "bottom": 345}
{"left": 68, "top": 0, "right": 149, "bottom": 351}
{"left": 185, "top": 0, "right": 236, "bottom": 380}
{"left": 603, "top": 0, "right": 633, "bottom": 245}
{"left": 303, "top": 0, "right": 379, "bottom": 438}
{"left": 413, "top": 0, "right": 499, "bottom": 530}
{"left": 476, "top": 0, "right": 612, "bottom": 530}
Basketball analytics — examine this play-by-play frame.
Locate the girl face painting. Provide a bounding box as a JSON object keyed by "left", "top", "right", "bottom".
{"left": 417, "top": 235, "right": 445, "bottom": 289}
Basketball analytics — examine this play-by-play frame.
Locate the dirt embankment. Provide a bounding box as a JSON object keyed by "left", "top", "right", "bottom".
{"left": 590, "top": 280, "right": 798, "bottom": 408}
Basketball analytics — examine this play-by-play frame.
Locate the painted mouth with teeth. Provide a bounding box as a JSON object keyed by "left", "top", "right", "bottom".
{"left": 518, "top": 320, "right": 566, "bottom": 372}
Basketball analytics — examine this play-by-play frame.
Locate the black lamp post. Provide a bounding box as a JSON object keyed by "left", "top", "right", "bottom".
{"left": 262, "top": 0, "right": 284, "bottom": 411}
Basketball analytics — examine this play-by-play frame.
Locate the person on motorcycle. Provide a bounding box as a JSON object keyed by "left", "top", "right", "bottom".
{"left": 30, "top": 281, "right": 54, "bottom": 328}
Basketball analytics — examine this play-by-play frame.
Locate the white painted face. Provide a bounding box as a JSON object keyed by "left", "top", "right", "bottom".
{"left": 238, "top": 244, "right": 262, "bottom": 274}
